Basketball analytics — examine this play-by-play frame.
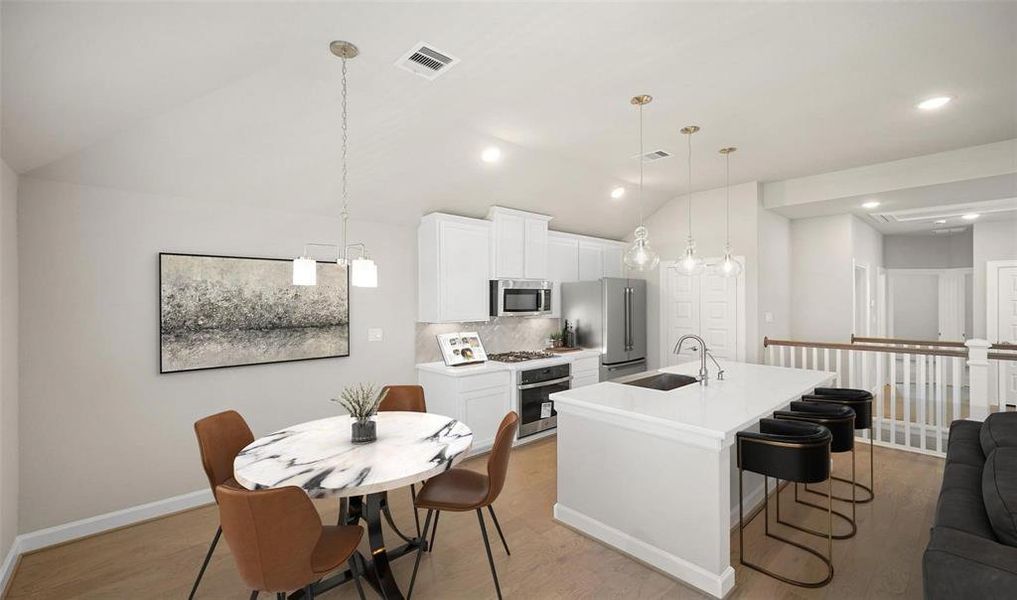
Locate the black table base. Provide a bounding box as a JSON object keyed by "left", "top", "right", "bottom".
{"left": 290, "top": 490, "right": 425, "bottom": 600}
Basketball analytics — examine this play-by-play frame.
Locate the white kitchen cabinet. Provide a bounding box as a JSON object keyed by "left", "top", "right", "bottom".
{"left": 547, "top": 232, "right": 580, "bottom": 283}
{"left": 417, "top": 367, "right": 512, "bottom": 453}
{"left": 578, "top": 240, "right": 604, "bottom": 280}
{"left": 418, "top": 213, "right": 491, "bottom": 323}
{"left": 571, "top": 355, "right": 601, "bottom": 388}
{"left": 602, "top": 244, "right": 624, "bottom": 278}
{"left": 488, "top": 207, "right": 552, "bottom": 280}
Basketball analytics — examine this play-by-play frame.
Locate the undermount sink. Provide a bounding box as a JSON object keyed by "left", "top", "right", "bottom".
{"left": 621, "top": 373, "right": 699, "bottom": 391}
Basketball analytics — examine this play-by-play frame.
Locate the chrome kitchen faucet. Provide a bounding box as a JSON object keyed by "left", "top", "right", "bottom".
{"left": 673, "top": 334, "right": 725, "bottom": 385}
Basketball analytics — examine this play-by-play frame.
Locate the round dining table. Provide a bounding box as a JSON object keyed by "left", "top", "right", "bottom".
{"left": 234, "top": 411, "right": 473, "bottom": 600}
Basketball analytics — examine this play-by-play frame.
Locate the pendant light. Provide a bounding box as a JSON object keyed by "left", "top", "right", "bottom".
{"left": 293, "top": 41, "right": 378, "bottom": 288}
{"left": 623, "top": 94, "right": 661, "bottom": 272}
{"left": 715, "top": 146, "right": 743, "bottom": 277}
{"left": 677, "top": 125, "right": 704, "bottom": 275}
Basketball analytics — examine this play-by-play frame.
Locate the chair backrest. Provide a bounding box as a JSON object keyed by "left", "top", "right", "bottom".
{"left": 484, "top": 411, "right": 519, "bottom": 504}
{"left": 379, "top": 385, "right": 427, "bottom": 413}
{"left": 216, "top": 484, "right": 320, "bottom": 593}
{"left": 194, "top": 410, "right": 254, "bottom": 497}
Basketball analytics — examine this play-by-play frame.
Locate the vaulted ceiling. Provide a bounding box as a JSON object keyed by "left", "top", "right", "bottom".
{"left": 3, "top": 2, "right": 1015, "bottom": 238}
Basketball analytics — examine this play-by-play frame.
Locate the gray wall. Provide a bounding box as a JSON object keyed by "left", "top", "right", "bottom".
{"left": 883, "top": 229, "right": 973, "bottom": 269}
{"left": 0, "top": 160, "right": 18, "bottom": 558}
{"left": 973, "top": 219, "right": 1017, "bottom": 339}
{"left": 790, "top": 215, "right": 854, "bottom": 342}
{"left": 17, "top": 177, "right": 418, "bottom": 532}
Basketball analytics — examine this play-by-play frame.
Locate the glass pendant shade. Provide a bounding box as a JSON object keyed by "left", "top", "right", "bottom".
{"left": 350, "top": 257, "right": 378, "bottom": 288}
{"left": 292, "top": 257, "right": 317, "bottom": 286}
{"left": 624, "top": 225, "right": 660, "bottom": 271}
{"left": 678, "top": 239, "right": 705, "bottom": 275}
{"left": 715, "top": 247, "right": 743, "bottom": 278}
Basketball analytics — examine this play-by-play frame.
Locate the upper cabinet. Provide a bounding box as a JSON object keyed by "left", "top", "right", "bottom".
{"left": 547, "top": 232, "right": 579, "bottom": 283}
{"left": 576, "top": 236, "right": 626, "bottom": 281}
{"left": 488, "top": 207, "right": 552, "bottom": 280}
{"left": 418, "top": 213, "right": 491, "bottom": 323}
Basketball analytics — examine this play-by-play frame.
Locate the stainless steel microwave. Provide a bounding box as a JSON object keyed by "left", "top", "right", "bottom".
{"left": 490, "top": 280, "right": 553, "bottom": 317}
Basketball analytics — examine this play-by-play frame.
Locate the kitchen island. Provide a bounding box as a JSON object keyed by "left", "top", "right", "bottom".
{"left": 550, "top": 361, "right": 835, "bottom": 598}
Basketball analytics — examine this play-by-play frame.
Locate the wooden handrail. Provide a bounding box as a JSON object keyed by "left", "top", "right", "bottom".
{"left": 763, "top": 337, "right": 967, "bottom": 358}
{"left": 850, "top": 335, "right": 967, "bottom": 348}
{"left": 989, "top": 352, "right": 1017, "bottom": 362}
{"left": 851, "top": 335, "right": 1017, "bottom": 351}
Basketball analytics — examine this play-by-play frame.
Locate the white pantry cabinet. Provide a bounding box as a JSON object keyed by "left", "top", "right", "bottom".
{"left": 488, "top": 207, "right": 552, "bottom": 280}
{"left": 418, "top": 213, "right": 491, "bottom": 323}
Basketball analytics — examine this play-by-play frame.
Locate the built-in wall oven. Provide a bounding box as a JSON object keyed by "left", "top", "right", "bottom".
{"left": 516, "top": 363, "right": 570, "bottom": 438}
{"left": 490, "top": 279, "right": 553, "bottom": 317}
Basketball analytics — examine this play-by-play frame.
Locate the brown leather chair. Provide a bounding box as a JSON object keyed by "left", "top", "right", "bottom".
{"left": 379, "top": 384, "right": 427, "bottom": 413}
{"left": 379, "top": 385, "right": 428, "bottom": 537}
{"left": 190, "top": 410, "right": 254, "bottom": 599}
{"left": 408, "top": 411, "right": 519, "bottom": 600}
{"left": 216, "top": 484, "right": 366, "bottom": 600}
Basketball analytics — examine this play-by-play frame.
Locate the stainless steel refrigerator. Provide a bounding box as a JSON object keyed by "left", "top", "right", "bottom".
{"left": 561, "top": 277, "right": 647, "bottom": 381}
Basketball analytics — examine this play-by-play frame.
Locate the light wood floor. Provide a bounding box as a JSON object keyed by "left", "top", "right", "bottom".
{"left": 5, "top": 437, "right": 943, "bottom": 599}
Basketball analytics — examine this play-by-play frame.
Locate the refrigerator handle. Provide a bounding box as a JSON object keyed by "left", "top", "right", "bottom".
{"left": 624, "top": 287, "right": 633, "bottom": 351}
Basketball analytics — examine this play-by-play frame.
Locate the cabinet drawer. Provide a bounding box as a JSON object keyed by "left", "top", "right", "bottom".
{"left": 572, "top": 356, "right": 600, "bottom": 375}
{"left": 456, "top": 371, "right": 511, "bottom": 393}
{"left": 572, "top": 373, "right": 599, "bottom": 389}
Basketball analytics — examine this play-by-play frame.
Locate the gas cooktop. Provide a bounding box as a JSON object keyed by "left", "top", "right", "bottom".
{"left": 487, "top": 351, "right": 557, "bottom": 363}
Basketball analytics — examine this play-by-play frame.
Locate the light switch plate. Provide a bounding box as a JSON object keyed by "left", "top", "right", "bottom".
{"left": 764, "top": 312, "right": 774, "bottom": 323}
{"left": 368, "top": 328, "right": 383, "bottom": 342}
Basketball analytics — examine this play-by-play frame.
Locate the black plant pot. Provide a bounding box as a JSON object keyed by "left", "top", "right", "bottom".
{"left": 351, "top": 419, "right": 377, "bottom": 444}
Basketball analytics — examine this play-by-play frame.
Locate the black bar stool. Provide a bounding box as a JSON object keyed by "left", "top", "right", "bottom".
{"left": 773, "top": 401, "right": 857, "bottom": 539}
{"left": 802, "top": 387, "right": 874, "bottom": 503}
{"left": 737, "top": 418, "right": 834, "bottom": 588}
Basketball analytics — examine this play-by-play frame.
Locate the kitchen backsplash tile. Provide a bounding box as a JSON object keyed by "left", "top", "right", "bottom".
{"left": 416, "top": 318, "right": 561, "bottom": 363}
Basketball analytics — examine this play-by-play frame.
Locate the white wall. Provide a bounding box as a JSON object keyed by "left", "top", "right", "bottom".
{"left": 851, "top": 216, "right": 883, "bottom": 336}
{"left": 884, "top": 230, "right": 973, "bottom": 269}
{"left": 973, "top": 219, "right": 1017, "bottom": 339}
{"left": 758, "top": 207, "right": 791, "bottom": 343}
{"left": 638, "top": 182, "right": 762, "bottom": 369}
{"left": 17, "top": 177, "right": 418, "bottom": 532}
{"left": 0, "top": 160, "right": 19, "bottom": 561}
{"left": 790, "top": 214, "right": 854, "bottom": 342}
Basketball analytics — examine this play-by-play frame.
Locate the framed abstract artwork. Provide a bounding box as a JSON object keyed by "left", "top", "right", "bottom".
{"left": 159, "top": 253, "right": 349, "bottom": 373}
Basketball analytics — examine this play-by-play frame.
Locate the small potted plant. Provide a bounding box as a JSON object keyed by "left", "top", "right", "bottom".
{"left": 332, "top": 383, "right": 388, "bottom": 444}
{"left": 549, "top": 331, "right": 564, "bottom": 349}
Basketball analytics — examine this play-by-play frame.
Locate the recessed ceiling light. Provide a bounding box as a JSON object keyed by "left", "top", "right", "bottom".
{"left": 961, "top": 213, "right": 979, "bottom": 220}
{"left": 481, "top": 146, "right": 502, "bottom": 163}
{"left": 934, "top": 219, "right": 947, "bottom": 224}
{"left": 917, "top": 96, "right": 951, "bottom": 110}
{"left": 862, "top": 200, "right": 880, "bottom": 209}
{"left": 610, "top": 186, "right": 626, "bottom": 199}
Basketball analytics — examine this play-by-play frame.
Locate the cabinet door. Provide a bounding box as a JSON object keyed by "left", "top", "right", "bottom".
{"left": 572, "top": 373, "right": 599, "bottom": 389}
{"left": 492, "top": 213, "right": 525, "bottom": 279}
{"left": 523, "top": 218, "right": 549, "bottom": 279}
{"left": 462, "top": 387, "right": 511, "bottom": 452}
{"left": 440, "top": 220, "right": 490, "bottom": 322}
{"left": 602, "top": 245, "right": 623, "bottom": 278}
{"left": 578, "top": 241, "right": 603, "bottom": 281}
{"left": 547, "top": 234, "right": 579, "bottom": 283}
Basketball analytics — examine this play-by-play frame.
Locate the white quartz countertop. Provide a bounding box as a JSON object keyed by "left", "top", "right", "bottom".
{"left": 416, "top": 348, "right": 602, "bottom": 376}
{"left": 550, "top": 361, "right": 836, "bottom": 447}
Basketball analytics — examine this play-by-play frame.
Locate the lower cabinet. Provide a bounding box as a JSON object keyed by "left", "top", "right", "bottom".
{"left": 571, "top": 356, "right": 600, "bottom": 389}
{"left": 418, "top": 368, "right": 513, "bottom": 454}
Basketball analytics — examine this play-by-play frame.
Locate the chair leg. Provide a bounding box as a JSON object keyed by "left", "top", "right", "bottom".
{"left": 188, "top": 525, "right": 221, "bottom": 600}
{"left": 487, "top": 505, "right": 510, "bottom": 555}
{"left": 476, "top": 509, "right": 503, "bottom": 600}
{"left": 410, "top": 484, "right": 421, "bottom": 538}
{"left": 304, "top": 585, "right": 315, "bottom": 600}
{"left": 408, "top": 509, "right": 434, "bottom": 600}
{"left": 347, "top": 555, "right": 366, "bottom": 600}
{"left": 428, "top": 510, "right": 441, "bottom": 552}
{"left": 276, "top": 594, "right": 285, "bottom": 600}
{"left": 249, "top": 592, "right": 258, "bottom": 600}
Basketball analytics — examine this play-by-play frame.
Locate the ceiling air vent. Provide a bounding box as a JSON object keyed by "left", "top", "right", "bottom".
{"left": 395, "top": 42, "right": 460, "bottom": 80}
{"left": 633, "top": 149, "right": 672, "bottom": 162}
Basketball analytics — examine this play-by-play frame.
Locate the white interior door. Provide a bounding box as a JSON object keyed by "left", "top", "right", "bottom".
{"left": 938, "top": 271, "right": 965, "bottom": 341}
{"left": 659, "top": 260, "right": 743, "bottom": 367}
{"left": 990, "top": 263, "right": 1017, "bottom": 407}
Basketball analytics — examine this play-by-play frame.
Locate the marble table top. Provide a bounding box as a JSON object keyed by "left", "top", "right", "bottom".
{"left": 234, "top": 412, "right": 473, "bottom": 498}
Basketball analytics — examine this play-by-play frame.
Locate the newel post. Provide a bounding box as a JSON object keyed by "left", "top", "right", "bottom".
{"left": 966, "top": 339, "right": 991, "bottom": 421}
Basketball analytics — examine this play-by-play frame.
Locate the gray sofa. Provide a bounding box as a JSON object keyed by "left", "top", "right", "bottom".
{"left": 924, "top": 412, "right": 1017, "bottom": 599}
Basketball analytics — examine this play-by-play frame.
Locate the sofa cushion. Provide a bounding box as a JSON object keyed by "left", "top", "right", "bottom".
{"left": 949, "top": 420, "right": 987, "bottom": 468}
{"left": 936, "top": 461, "right": 997, "bottom": 540}
{"left": 981, "top": 412, "right": 1017, "bottom": 457}
{"left": 984, "top": 448, "right": 1017, "bottom": 546}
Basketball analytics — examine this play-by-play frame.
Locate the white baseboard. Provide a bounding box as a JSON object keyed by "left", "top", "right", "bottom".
{"left": 554, "top": 502, "right": 735, "bottom": 599}
{"left": 1, "top": 487, "right": 213, "bottom": 592}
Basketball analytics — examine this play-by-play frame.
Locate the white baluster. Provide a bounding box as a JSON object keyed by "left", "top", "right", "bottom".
{"left": 936, "top": 355, "right": 945, "bottom": 453}
{"left": 779, "top": 346, "right": 786, "bottom": 367}
{"left": 966, "top": 339, "right": 991, "bottom": 421}
{"left": 835, "top": 349, "right": 843, "bottom": 385}
{"left": 890, "top": 352, "right": 897, "bottom": 447}
{"left": 824, "top": 348, "right": 831, "bottom": 373}
{"left": 790, "top": 346, "right": 797, "bottom": 368}
{"left": 812, "top": 347, "right": 818, "bottom": 371}
{"left": 903, "top": 352, "right": 912, "bottom": 449}
{"left": 952, "top": 356, "right": 962, "bottom": 420}
{"left": 919, "top": 353, "right": 927, "bottom": 451}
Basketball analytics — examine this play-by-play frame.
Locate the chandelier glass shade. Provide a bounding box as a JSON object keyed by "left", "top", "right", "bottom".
{"left": 623, "top": 94, "right": 660, "bottom": 272}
